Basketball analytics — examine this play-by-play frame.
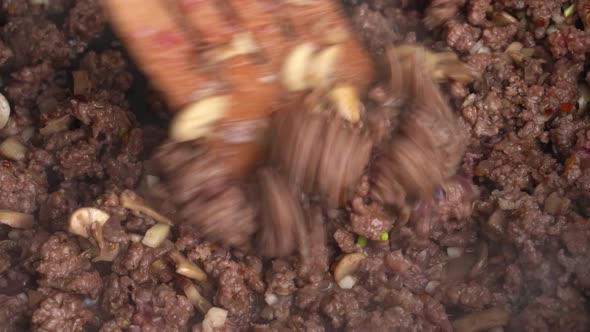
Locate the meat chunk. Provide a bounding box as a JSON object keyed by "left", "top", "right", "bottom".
{"left": 32, "top": 292, "right": 93, "bottom": 332}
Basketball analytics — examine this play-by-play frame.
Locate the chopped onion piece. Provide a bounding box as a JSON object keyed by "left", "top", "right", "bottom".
{"left": 180, "top": 278, "right": 212, "bottom": 314}
{"left": 0, "top": 93, "right": 10, "bottom": 130}
{"left": 40, "top": 115, "right": 73, "bottom": 136}
{"left": 0, "top": 210, "right": 35, "bottom": 228}
{"left": 119, "top": 191, "right": 173, "bottom": 225}
{"left": 169, "top": 251, "right": 207, "bottom": 281}
{"left": 202, "top": 307, "right": 228, "bottom": 332}
{"left": 0, "top": 137, "right": 27, "bottom": 161}
{"left": 142, "top": 224, "right": 170, "bottom": 248}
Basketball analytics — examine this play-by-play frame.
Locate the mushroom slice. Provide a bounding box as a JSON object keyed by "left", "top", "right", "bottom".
{"left": 333, "top": 252, "right": 366, "bottom": 288}
{"left": 310, "top": 44, "right": 343, "bottom": 87}
{"left": 119, "top": 191, "right": 173, "bottom": 225}
{"left": 90, "top": 224, "right": 120, "bottom": 262}
{"left": 0, "top": 93, "right": 10, "bottom": 130}
{"left": 0, "top": 137, "right": 27, "bottom": 161}
{"left": 0, "top": 210, "right": 35, "bottom": 229}
{"left": 202, "top": 307, "right": 229, "bottom": 332}
{"left": 329, "top": 85, "right": 361, "bottom": 123}
{"left": 169, "top": 95, "right": 231, "bottom": 142}
{"left": 212, "top": 32, "right": 260, "bottom": 62}
{"left": 169, "top": 250, "right": 208, "bottom": 281}
{"left": 179, "top": 278, "right": 212, "bottom": 314}
{"left": 281, "top": 42, "right": 318, "bottom": 91}
{"left": 142, "top": 223, "right": 171, "bottom": 248}
{"left": 68, "top": 207, "right": 110, "bottom": 239}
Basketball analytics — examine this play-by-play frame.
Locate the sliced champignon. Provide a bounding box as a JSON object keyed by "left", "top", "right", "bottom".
{"left": 67, "top": 207, "right": 110, "bottom": 239}
{"left": 0, "top": 137, "right": 27, "bottom": 161}
{"left": 0, "top": 210, "right": 35, "bottom": 229}
{"left": 332, "top": 252, "right": 366, "bottom": 289}
{"left": 39, "top": 115, "right": 74, "bottom": 136}
{"left": 90, "top": 223, "right": 120, "bottom": 262}
{"left": 179, "top": 277, "right": 212, "bottom": 314}
{"left": 169, "top": 250, "right": 207, "bottom": 281}
{"left": 209, "top": 32, "right": 260, "bottom": 62}
{"left": 169, "top": 95, "right": 231, "bottom": 142}
{"left": 281, "top": 42, "right": 318, "bottom": 91}
{"left": 452, "top": 307, "right": 510, "bottom": 332}
{"left": 328, "top": 85, "right": 361, "bottom": 123}
{"left": 309, "top": 44, "right": 342, "bottom": 88}
{"left": 202, "top": 307, "right": 229, "bottom": 332}
{"left": 142, "top": 223, "right": 171, "bottom": 248}
{"left": 0, "top": 93, "right": 10, "bottom": 130}
{"left": 119, "top": 191, "right": 173, "bottom": 225}
{"left": 68, "top": 207, "right": 120, "bottom": 262}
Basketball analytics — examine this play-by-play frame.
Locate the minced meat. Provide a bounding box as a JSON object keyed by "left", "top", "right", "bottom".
{"left": 0, "top": 0, "right": 589, "bottom": 331}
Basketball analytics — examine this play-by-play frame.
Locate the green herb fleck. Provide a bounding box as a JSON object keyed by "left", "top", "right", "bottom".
{"left": 118, "top": 128, "right": 128, "bottom": 138}
{"left": 380, "top": 232, "right": 389, "bottom": 241}
{"left": 564, "top": 4, "right": 575, "bottom": 18}
{"left": 356, "top": 236, "right": 367, "bottom": 247}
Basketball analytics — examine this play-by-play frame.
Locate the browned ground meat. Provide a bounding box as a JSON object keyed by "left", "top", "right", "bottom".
{"left": 0, "top": 0, "right": 590, "bottom": 331}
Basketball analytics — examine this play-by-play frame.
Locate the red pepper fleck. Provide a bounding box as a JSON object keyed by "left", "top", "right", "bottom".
{"left": 565, "top": 155, "right": 577, "bottom": 172}
{"left": 2, "top": 161, "right": 11, "bottom": 168}
{"left": 560, "top": 102, "right": 573, "bottom": 113}
{"left": 535, "top": 19, "right": 546, "bottom": 28}
{"left": 584, "top": 4, "right": 590, "bottom": 10}
{"left": 544, "top": 108, "right": 554, "bottom": 116}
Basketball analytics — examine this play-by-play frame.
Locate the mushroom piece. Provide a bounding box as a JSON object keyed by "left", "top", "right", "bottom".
{"left": 309, "top": 45, "right": 343, "bottom": 88}
{"left": 67, "top": 207, "right": 120, "bottom": 262}
{"left": 281, "top": 42, "right": 318, "bottom": 91}
{"left": 0, "top": 137, "right": 27, "bottom": 161}
{"left": 328, "top": 85, "right": 361, "bottom": 123}
{"left": 68, "top": 207, "right": 111, "bottom": 238}
{"left": 142, "top": 223, "right": 171, "bottom": 248}
{"left": 179, "top": 277, "right": 212, "bottom": 314}
{"left": 0, "top": 93, "right": 10, "bottom": 130}
{"left": 210, "top": 32, "right": 260, "bottom": 62}
{"left": 0, "top": 210, "right": 35, "bottom": 229}
{"left": 332, "top": 252, "right": 366, "bottom": 289}
{"left": 169, "top": 95, "right": 231, "bottom": 142}
{"left": 119, "top": 190, "right": 173, "bottom": 225}
{"left": 169, "top": 250, "right": 208, "bottom": 281}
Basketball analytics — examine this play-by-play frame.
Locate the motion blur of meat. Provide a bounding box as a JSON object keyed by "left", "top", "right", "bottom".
{"left": 1, "top": 0, "right": 590, "bottom": 331}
